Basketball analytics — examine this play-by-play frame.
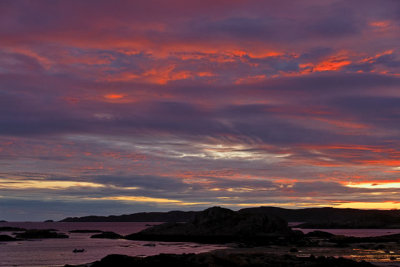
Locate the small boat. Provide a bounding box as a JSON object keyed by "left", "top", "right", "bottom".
{"left": 73, "top": 248, "right": 85, "bottom": 253}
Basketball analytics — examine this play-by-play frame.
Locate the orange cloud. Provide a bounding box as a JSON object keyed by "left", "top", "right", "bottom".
{"left": 95, "top": 195, "right": 210, "bottom": 206}
{"left": 314, "top": 117, "right": 369, "bottom": 130}
{"left": 105, "top": 94, "right": 125, "bottom": 99}
{"left": 369, "top": 20, "right": 394, "bottom": 33}
{"left": 313, "top": 56, "right": 352, "bottom": 72}
{"left": 370, "top": 21, "right": 391, "bottom": 28}
{"left": 336, "top": 201, "right": 400, "bottom": 210}
{"left": 296, "top": 144, "right": 400, "bottom": 169}
{"left": 360, "top": 50, "right": 393, "bottom": 63}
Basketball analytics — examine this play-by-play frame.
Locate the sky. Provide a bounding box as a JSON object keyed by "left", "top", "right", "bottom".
{"left": 1, "top": 0, "right": 400, "bottom": 221}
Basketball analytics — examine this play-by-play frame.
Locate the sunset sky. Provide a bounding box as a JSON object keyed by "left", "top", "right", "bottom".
{"left": 1, "top": 0, "right": 400, "bottom": 221}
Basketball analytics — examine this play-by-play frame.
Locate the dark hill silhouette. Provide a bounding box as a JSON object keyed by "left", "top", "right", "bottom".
{"left": 239, "top": 207, "right": 400, "bottom": 228}
{"left": 60, "top": 206, "right": 400, "bottom": 228}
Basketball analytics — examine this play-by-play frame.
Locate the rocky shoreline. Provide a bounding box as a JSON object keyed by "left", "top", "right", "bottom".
{"left": 65, "top": 251, "right": 375, "bottom": 267}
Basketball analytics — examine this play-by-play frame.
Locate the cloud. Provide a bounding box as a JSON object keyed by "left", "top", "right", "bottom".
{"left": 1, "top": 0, "right": 400, "bottom": 220}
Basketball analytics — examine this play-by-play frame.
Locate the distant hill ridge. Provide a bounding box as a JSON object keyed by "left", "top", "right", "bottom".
{"left": 60, "top": 206, "right": 400, "bottom": 228}
{"left": 61, "top": 210, "right": 198, "bottom": 222}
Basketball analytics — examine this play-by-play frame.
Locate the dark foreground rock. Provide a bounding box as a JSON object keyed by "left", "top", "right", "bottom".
{"left": 0, "top": 234, "right": 18, "bottom": 241}
{"left": 91, "top": 231, "right": 123, "bottom": 239}
{"left": 15, "top": 229, "right": 68, "bottom": 239}
{"left": 126, "top": 207, "right": 302, "bottom": 245}
{"left": 65, "top": 252, "right": 375, "bottom": 267}
{"left": 305, "top": 231, "right": 335, "bottom": 238}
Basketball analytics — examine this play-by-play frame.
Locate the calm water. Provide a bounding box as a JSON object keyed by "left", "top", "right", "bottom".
{"left": 294, "top": 228, "right": 400, "bottom": 237}
{"left": 0, "top": 222, "right": 228, "bottom": 267}
{"left": 2, "top": 222, "right": 400, "bottom": 267}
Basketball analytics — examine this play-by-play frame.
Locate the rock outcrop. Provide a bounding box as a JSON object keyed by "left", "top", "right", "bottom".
{"left": 15, "top": 229, "right": 68, "bottom": 239}
{"left": 91, "top": 231, "right": 123, "bottom": 239}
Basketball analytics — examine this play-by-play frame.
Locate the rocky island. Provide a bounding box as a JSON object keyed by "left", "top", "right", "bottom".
{"left": 15, "top": 229, "right": 69, "bottom": 239}
{"left": 0, "top": 228, "right": 69, "bottom": 240}
{"left": 91, "top": 231, "right": 123, "bottom": 239}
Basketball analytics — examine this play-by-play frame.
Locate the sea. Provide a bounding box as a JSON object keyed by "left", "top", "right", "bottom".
{"left": 2, "top": 221, "right": 400, "bottom": 267}
{"left": 0, "top": 222, "right": 228, "bottom": 267}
